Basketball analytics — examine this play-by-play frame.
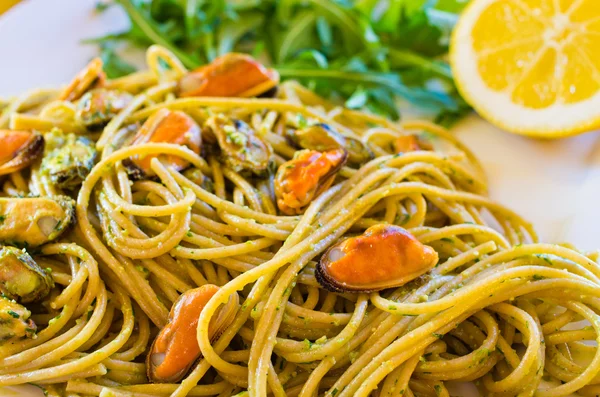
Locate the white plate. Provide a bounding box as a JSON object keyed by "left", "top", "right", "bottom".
{"left": 0, "top": 0, "right": 598, "bottom": 395}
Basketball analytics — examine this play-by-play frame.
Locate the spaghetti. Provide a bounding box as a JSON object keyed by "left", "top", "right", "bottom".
{"left": 0, "top": 46, "right": 598, "bottom": 397}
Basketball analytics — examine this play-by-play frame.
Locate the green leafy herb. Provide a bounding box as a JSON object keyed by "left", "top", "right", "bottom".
{"left": 98, "top": 42, "right": 138, "bottom": 78}
{"left": 91, "top": 0, "right": 471, "bottom": 122}
{"left": 95, "top": 1, "right": 111, "bottom": 12}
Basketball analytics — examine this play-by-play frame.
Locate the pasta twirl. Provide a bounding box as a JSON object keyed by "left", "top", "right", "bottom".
{"left": 0, "top": 46, "right": 599, "bottom": 397}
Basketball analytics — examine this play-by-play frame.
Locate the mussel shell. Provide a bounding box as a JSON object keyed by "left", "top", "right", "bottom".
{"left": 288, "top": 123, "right": 346, "bottom": 152}
{"left": 76, "top": 89, "right": 133, "bottom": 130}
{"left": 59, "top": 58, "right": 106, "bottom": 102}
{"left": 0, "top": 246, "right": 54, "bottom": 303}
{"left": 0, "top": 130, "right": 44, "bottom": 176}
{"left": 182, "top": 168, "right": 214, "bottom": 193}
{"left": 202, "top": 290, "right": 239, "bottom": 344}
{"left": 0, "top": 196, "right": 75, "bottom": 247}
{"left": 257, "top": 85, "right": 278, "bottom": 98}
{"left": 289, "top": 123, "right": 373, "bottom": 166}
{"left": 50, "top": 163, "right": 95, "bottom": 189}
{"left": 122, "top": 159, "right": 146, "bottom": 181}
{"left": 206, "top": 116, "right": 274, "bottom": 177}
{"left": 345, "top": 136, "right": 374, "bottom": 165}
{"left": 122, "top": 160, "right": 146, "bottom": 181}
{"left": 239, "top": 69, "right": 279, "bottom": 98}
{"left": 42, "top": 134, "right": 97, "bottom": 190}
{"left": 316, "top": 225, "right": 438, "bottom": 293}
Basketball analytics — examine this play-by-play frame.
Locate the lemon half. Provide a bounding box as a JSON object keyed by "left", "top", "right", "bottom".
{"left": 451, "top": 0, "right": 600, "bottom": 137}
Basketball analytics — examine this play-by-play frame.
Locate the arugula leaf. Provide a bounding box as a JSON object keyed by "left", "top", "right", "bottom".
{"left": 388, "top": 48, "right": 452, "bottom": 79}
{"left": 434, "top": 0, "right": 470, "bottom": 13}
{"left": 375, "top": 0, "right": 404, "bottom": 33}
{"left": 98, "top": 43, "right": 138, "bottom": 78}
{"left": 115, "top": 0, "right": 200, "bottom": 67}
{"left": 367, "top": 88, "right": 400, "bottom": 120}
{"left": 345, "top": 88, "right": 368, "bottom": 109}
{"left": 216, "top": 11, "right": 265, "bottom": 56}
{"left": 277, "top": 10, "right": 318, "bottom": 63}
{"left": 315, "top": 16, "right": 333, "bottom": 52}
{"left": 388, "top": 10, "right": 446, "bottom": 57}
{"left": 91, "top": 0, "right": 472, "bottom": 124}
{"left": 352, "top": 0, "right": 381, "bottom": 18}
{"left": 294, "top": 49, "right": 329, "bottom": 69}
{"left": 95, "top": 1, "right": 112, "bottom": 12}
{"left": 150, "top": 0, "right": 184, "bottom": 23}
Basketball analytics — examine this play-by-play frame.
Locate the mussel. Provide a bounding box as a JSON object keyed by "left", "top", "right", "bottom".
{"left": 124, "top": 109, "right": 202, "bottom": 179}
{"left": 178, "top": 53, "right": 279, "bottom": 98}
{"left": 42, "top": 130, "right": 97, "bottom": 190}
{"left": 147, "top": 285, "right": 239, "bottom": 383}
{"left": 182, "top": 168, "right": 214, "bottom": 193}
{"left": 59, "top": 58, "right": 106, "bottom": 102}
{"left": 0, "top": 296, "right": 36, "bottom": 344}
{"left": 316, "top": 225, "right": 438, "bottom": 293}
{"left": 0, "top": 196, "right": 76, "bottom": 247}
{"left": 204, "top": 115, "right": 274, "bottom": 176}
{"left": 0, "top": 129, "right": 44, "bottom": 176}
{"left": 76, "top": 88, "right": 133, "bottom": 129}
{"left": 0, "top": 246, "right": 53, "bottom": 303}
{"left": 393, "top": 135, "right": 432, "bottom": 153}
{"left": 288, "top": 124, "right": 373, "bottom": 166}
{"left": 274, "top": 149, "right": 347, "bottom": 215}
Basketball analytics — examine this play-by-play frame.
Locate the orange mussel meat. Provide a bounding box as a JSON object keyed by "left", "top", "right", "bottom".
{"left": 0, "top": 130, "right": 44, "bottom": 176}
{"left": 147, "top": 285, "right": 219, "bottom": 383}
{"left": 275, "top": 149, "right": 347, "bottom": 215}
{"left": 147, "top": 284, "right": 238, "bottom": 383}
{"left": 316, "top": 225, "right": 438, "bottom": 293}
{"left": 393, "top": 135, "right": 433, "bottom": 154}
{"left": 126, "top": 109, "right": 201, "bottom": 178}
{"left": 59, "top": 58, "right": 106, "bottom": 102}
{"left": 178, "top": 53, "right": 279, "bottom": 98}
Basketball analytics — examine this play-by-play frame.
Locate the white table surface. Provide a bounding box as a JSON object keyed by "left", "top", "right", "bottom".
{"left": 0, "top": 0, "right": 598, "bottom": 395}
